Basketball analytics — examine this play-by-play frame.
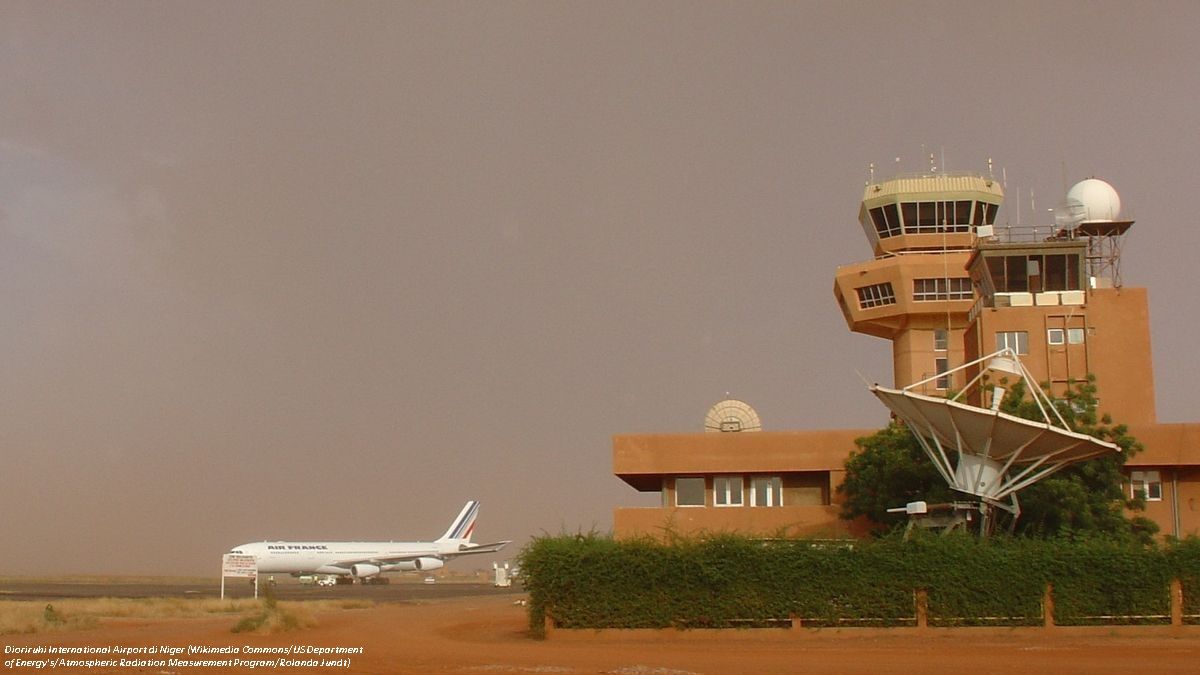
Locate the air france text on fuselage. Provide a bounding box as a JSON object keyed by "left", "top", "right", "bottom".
{"left": 266, "top": 545, "right": 329, "bottom": 551}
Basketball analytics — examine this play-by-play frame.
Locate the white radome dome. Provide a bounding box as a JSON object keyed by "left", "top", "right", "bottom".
{"left": 1066, "top": 178, "right": 1121, "bottom": 222}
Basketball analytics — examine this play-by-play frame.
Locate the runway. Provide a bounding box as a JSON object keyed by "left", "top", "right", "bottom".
{"left": 0, "top": 578, "right": 523, "bottom": 603}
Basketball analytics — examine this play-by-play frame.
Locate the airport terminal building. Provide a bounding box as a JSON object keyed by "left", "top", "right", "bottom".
{"left": 613, "top": 171, "right": 1200, "bottom": 540}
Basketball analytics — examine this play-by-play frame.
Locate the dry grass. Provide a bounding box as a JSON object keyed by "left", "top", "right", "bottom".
{"left": 0, "top": 575, "right": 213, "bottom": 586}
{"left": 0, "top": 597, "right": 373, "bottom": 636}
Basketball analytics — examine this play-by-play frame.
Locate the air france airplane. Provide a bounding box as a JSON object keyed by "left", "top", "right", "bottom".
{"left": 228, "top": 501, "right": 508, "bottom": 583}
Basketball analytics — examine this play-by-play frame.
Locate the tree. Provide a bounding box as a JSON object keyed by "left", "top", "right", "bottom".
{"left": 996, "top": 376, "right": 1157, "bottom": 543}
{"left": 837, "top": 420, "right": 953, "bottom": 532}
{"left": 838, "top": 376, "right": 1158, "bottom": 543}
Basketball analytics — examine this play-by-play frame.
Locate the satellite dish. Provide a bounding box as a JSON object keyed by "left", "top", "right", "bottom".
{"left": 870, "top": 348, "right": 1120, "bottom": 535}
{"left": 704, "top": 399, "right": 762, "bottom": 433}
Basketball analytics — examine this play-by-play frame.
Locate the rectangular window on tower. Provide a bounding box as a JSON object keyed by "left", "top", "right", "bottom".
{"left": 935, "top": 357, "right": 950, "bottom": 390}
{"left": 856, "top": 283, "right": 896, "bottom": 309}
{"left": 996, "top": 331, "right": 1029, "bottom": 355}
{"left": 1130, "top": 471, "right": 1163, "bottom": 502}
{"left": 934, "top": 329, "right": 949, "bottom": 352}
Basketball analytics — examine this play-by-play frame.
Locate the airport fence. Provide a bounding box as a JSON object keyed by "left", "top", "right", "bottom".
{"left": 519, "top": 533, "right": 1200, "bottom": 637}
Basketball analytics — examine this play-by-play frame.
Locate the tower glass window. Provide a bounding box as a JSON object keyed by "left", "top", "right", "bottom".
{"left": 856, "top": 283, "right": 896, "bottom": 309}
{"left": 935, "top": 357, "right": 950, "bottom": 390}
{"left": 913, "top": 277, "right": 972, "bottom": 301}
{"left": 869, "top": 205, "right": 902, "bottom": 238}
{"left": 996, "top": 331, "right": 1029, "bottom": 355}
{"left": 985, "top": 253, "right": 1083, "bottom": 293}
{"left": 934, "top": 329, "right": 949, "bottom": 351}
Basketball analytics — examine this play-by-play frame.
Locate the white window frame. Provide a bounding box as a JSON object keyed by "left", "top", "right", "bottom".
{"left": 933, "top": 329, "right": 949, "bottom": 352}
{"left": 995, "top": 331, "right": 1029, "bottom": 355}
{"left": 913, "top": 277, "right": 972, "bottom": 302}
{"left": 1130, "top": 471, "right": 1163, "bottom": 502}
{"left": 674, "top": 477, "right": 706, "bottom": 507}
{"left": 1048, "top": 328, "right": 1065, "bottom": 345}
{"left": 935, "top": 357, "right": 950, "bottom": 390}
{"left": 714, "top": 476, "right": 744, "bottom": 507}
{"left": 1067, "top": 327, "right": 1085, "bottom": 344}
{"left": 750, "top": 476, "right": 783, "bottom": 507}
{"left": 856, "top": 283, "right": 896, "bottom": 309}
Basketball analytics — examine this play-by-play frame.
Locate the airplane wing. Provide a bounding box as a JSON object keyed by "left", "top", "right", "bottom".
{"left": 443, "top": 540, "right": 511, "bottom": 557}
{"left": 330, "top": 541, "right": 509, "bottom": 568}
{"left": 330, "top": 551, "right": 438, "bottom": 567}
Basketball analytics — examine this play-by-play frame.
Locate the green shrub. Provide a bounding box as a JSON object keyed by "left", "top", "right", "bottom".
{"left": 520, "top": 533, "right": 1199, "bottom": 634}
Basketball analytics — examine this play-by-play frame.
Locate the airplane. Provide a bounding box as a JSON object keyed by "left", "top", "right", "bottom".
{"left": 228, "top": 501, "right": 509, "bottom": 584}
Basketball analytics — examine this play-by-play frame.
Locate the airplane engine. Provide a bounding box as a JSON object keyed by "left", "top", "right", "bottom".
{"left": 392, "top": 557, "right": 444, "bottom": 572}
{"left": 414, "top": 557, "right": 444, "bottom": 571}
{"left": 351, "top": 563, "right": 382, "bottom": 578}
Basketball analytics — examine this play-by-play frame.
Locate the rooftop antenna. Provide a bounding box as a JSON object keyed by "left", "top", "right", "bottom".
{"left": 704, "top": 398, "right": 762, "bottom": 433}
{"left": 987, "top": 157, "right": 994, "bottom": 179}
{"left": 868, "top": 162, "right": 875, "bottom": 185}
{"left": 929, "top": 152, "right": 936, "bottom": 173}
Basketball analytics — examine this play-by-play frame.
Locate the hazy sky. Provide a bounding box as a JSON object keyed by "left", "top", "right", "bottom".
{"left": 3, "top": 2, "right": 1198, "bottom": 575}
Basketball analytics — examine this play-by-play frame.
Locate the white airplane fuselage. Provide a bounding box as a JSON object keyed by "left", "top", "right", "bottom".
{"left": 237, "top": 540, "right": 459, "bottom": 576}
{"left": 227, "top": 501, "right": 508, "bottom": 580}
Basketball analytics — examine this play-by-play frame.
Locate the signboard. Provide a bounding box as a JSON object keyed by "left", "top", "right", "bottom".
{"left": 222, "top": 553, "right": 258, "bottom": 578}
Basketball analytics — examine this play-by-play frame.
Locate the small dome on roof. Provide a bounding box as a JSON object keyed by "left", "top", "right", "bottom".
{"left": 1066, "top": 178, "right": 1121, "bottom": 222}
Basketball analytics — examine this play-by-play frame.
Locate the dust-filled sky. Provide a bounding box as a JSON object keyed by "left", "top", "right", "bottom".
{"left": 3, "top": 2, "right": 1198, "bottom": 576}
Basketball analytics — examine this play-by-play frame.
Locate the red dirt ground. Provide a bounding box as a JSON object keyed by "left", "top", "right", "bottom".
{"left": 4, "top": 595, "right": 1199, "bottom": 674}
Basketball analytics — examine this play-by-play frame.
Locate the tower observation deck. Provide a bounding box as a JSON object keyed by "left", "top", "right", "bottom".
{"left": 834, "top": 172, "right": 1004, "bottom": 391}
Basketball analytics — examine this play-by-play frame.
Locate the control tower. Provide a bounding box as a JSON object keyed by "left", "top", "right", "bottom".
{"left": 833, "top": 171, "right": 1004, "bottom": 393}
{"left": 835, "top": 169, "right": 1156, "bottom": 424}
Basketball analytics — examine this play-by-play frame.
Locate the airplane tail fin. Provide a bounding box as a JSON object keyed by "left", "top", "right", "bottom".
{"left": 437, "top": 501, "right": 480, "bottom": 543}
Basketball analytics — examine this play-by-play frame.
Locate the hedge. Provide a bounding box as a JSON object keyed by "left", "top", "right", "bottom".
{"left": 519, "top": 533, "right": 1200, "bottom": 637}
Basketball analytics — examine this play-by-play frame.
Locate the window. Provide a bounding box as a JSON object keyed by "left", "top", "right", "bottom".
{"left": 750, "top": 477, "right": 783, "bottom": 507}
{"left": 973, "top": 201, "right": 999, "bottom": 226}
{"left": 995, "top": 331, "right": 1029, "bottom": 355}
{"left": 913, "top": 277, "right": 972, "bottom": 302}
{"left": 869, "top": 205, "right": 902, "bottom": 238}
{"left": 714, "top": 476, "right": 743, "bottom": 507}
{"left": 898, "top": 201, "right": 974, "bottom": 234}
{"left": 1130, "top": 471, "right": 1162, "bottom": 502}
{"left": 985, "top": 253, "right": 1082, "bottom": 293}
{"left": 935, "top": 357, "right": 950, "bottom": 390}
{"left": 856, "top": 283, "right": 896, "bottom": 309}
{"left": 675, "top": 477, "right": 705, "bottom": 507}
{"left": 933, "top": 329, "right": 949, "bottom": 352}
{"left": 1048, "top": 329, "right": 1065, "bottom": 345}
{"left": 1067, "top": 328, "right": 1085, "bottom": 344}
